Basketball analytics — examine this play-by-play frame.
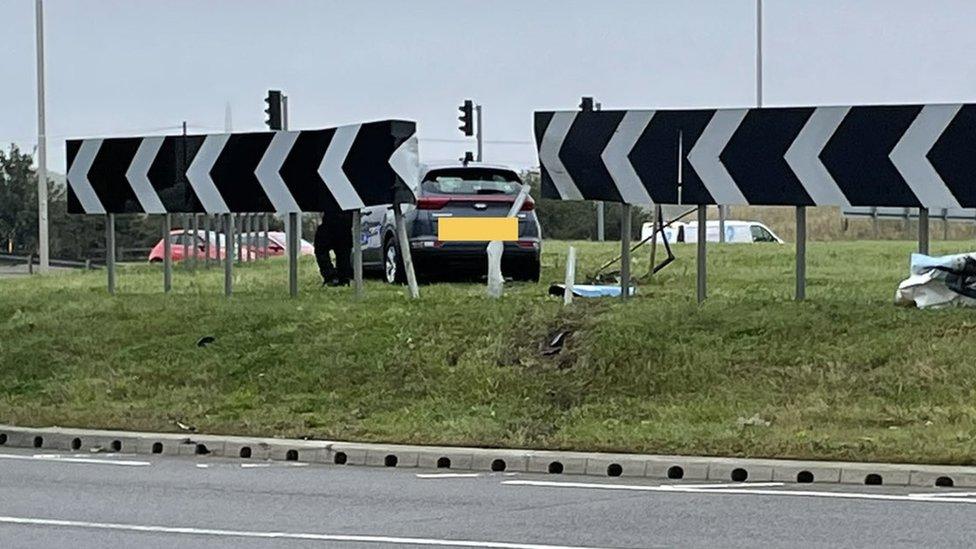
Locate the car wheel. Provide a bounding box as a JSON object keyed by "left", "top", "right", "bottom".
{"left": 383, "top": 237, "right": 406, "bottom": 284}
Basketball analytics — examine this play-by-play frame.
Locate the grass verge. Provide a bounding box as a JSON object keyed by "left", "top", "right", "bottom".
{"left": 2, "top": 239, "right": 975, "bottom": 464}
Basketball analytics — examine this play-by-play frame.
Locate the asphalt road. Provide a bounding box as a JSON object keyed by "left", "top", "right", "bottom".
{"left": 0, "top": 447, "right": 974, "bottom": 549}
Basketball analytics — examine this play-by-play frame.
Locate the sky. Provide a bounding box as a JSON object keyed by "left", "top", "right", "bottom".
{"left": 3, "top": 0, "right": 976, "bottom": 173}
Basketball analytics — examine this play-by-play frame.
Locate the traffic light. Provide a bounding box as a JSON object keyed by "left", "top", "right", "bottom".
{"left": 265, "top": 90, "right": 283, "bottom": 130}
{"left": 458, "top": 99, "right": 474, "bottom": 136}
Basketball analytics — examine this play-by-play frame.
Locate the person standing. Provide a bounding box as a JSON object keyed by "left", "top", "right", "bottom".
{"left": 314, "top": 207, "right": 354, "bottom": 286}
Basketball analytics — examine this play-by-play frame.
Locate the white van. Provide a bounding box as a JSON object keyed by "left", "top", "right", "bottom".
{"left": 641, "top": 220, "right": 783, "bottom": 244}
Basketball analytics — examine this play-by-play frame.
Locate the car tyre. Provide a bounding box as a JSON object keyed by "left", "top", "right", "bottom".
{"left": 383, "top": 236, "right": 407, "bottom": 284}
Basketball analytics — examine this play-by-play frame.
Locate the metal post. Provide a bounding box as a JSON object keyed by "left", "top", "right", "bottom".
{"left": 620, "top": 204, "right": 632, "bottom": 301}
{"left": 223, "top": 213, "right": 234, "bottom": 296}
{"left": 719, "top": 206, "right": 727, "bottom": 243}
{"left": 163, "top": 214, "right": 172, "bottom": 293}
{"left": 475, "top": 104, "right": 483, "bottom": 162}
{"left": 106, "top": 214, "right": 116, "bottom": 294}
{"left": 288, "top": 212, "right": 299, "bottom": 297}
{"left": 203, "top": 215, "right": 212, "bottom": 267}
{"left": 35, "top": 0, "right": 49, "bottom": 273}
{"left": 795, "top": 206, "right": 806, "bottom": 301}
{"left": 181, "top": 214, "right": 189, "bottom": 265}
{"left": 943, "top": 208, "right": 949, "bottom": 241}
{"left": 393, "top": 203, "right": 420, "bottom": 299}
{"left": 697, "top": 206, "right": 707, "bottom": 303}
{"left": 191, "top": 213, "right": 199, "bottom": 268}
{"left": 261, "top": 214, "right": 270, "bottom": 260}
{"left": 756, "top": 0, "right": 763, "bottom": 108}
{"left": 595, "top": 201, "right": 605, "bottom": 241}
{"left": 352, "top": 210, "right": 363, "bottom": 297}
{"left": 235, "top": 214, "right": 243, "bottom": 264}
{"left": 919, "top": 207, "right": 930, "bottom": 255}
{"left": 872, "top": 207, "right": 879, "bottom": 239}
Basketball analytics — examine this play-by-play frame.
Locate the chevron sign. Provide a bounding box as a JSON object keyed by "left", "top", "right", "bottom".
{"left": 66, "top": 120, "right": 419, "bottom": 214}
{"left": 534, "top": 104, "right": 976, "bottom": 208}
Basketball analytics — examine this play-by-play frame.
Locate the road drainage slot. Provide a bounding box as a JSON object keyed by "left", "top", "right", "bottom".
{"left": 0, "top": 434, "right": 6, "bottom": 445}
{"left": 33, "top": 436, "right": 43, "bottom": 449}
{"left": 437, "top": 457, "right": 451, "bottom": 469}
{"left": 548, "top": 461, "right": 564, "bottom": 474}
{"left": 384, "top": 455, "right": 398, "bottom": 467}
{"left": 239, "top": 447, "right": 252, "bottom": 458}
{"left": 864, "top": 473, "right": 883, "bottom": 485}
{"left": 731, "top": 468, "right": 749, "bottom": 482}
{"left": 797, "top": 471, "right": 815, "bottom": 483}
{"left": 195, "top": 444, "right": 210, "bottom": 455}
{"left": 111, "top": 440, "right": 122, "bottom": 452}
{"left": 151, "top": 442, "right": 163, "bottom": 454}
{"left": 667, "top": 466, "right": 684, "bottom": 480}
{"left": 935, "top": 476, "right": 954, "bottom": 487}
{"left": 607, "top": 463, "right": 623, "bottom": 477}
{"left": 334, "top": 452, "right": 348, "bottom": 465}
{"left": 285, "top": 450, "right": 298, "bottom": 461}
{"left": 71, "top": 438, "right": 82, "bottom": 450}
{"left": 491, "top": 459, "right": 506, "bottom": 472}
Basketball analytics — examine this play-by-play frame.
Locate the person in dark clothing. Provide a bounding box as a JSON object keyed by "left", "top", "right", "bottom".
{"left": 314, "top": 209, "right": 354, "bottom": 286}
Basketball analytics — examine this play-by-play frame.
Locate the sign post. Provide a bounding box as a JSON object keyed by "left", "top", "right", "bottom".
{"left": 288, "top": 212, "right": 299, "bottom": 297}
{"left": 620, "top": 204, "right": 632, "bottom": 300}
{"left": 697, "top": 206, "right": 707, "bottom": 304}
{"left": 105, "top": 214, "right": 115, "bottom": 295}
{"left": 796, "top": 205, "right": 807, "bottom": 300}
{"left": 163, "top": 214, "right": 172, "bottom": 293}
{"left": 223, "top": 213, "right": 234, "bottom": 297}
{"left": 352, "top": 210, "right": 363, "bottom": 297}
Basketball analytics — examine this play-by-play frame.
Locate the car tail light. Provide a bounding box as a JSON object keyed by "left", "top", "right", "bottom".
{"left": 516, "top": 240, "right": 538, "bottom": 249}
{"left": 520, "top": 198, "right": 535, "bottom": 211}
{"left": 417, "top": 197, "right": 451, "bottom": 210}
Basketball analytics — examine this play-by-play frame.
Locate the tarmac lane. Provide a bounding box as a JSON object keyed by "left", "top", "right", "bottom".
{"left": 0, "top": 447, "right": 973, "bottom": 548}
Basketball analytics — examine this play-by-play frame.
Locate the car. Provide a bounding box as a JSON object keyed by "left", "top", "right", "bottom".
{"left": 243, "top": 231, "right": 314, "bottom": 257}
{"left": 359, "top": 162, "right": 543, "bottom": 283}
{"left": 641, "top": 220, "right": 783, "bottom": 244}
{"left": 148, "top": 230, "right": 225, "bottom": 263}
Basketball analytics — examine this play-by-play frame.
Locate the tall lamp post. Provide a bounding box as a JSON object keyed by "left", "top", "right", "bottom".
{"left": 35, "top": 0, "right": 49, "bottom": 273}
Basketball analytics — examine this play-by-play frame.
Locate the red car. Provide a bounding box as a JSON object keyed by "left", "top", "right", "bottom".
{"left": 148, "top": 230, "right": 312, "bottom": 262}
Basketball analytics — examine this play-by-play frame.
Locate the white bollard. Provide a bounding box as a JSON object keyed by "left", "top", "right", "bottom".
{"left": 564, "top": 246, "right": 576, "bottom": 306}
{"left": 486, "top": 240, "right": 504, "bottom": 298}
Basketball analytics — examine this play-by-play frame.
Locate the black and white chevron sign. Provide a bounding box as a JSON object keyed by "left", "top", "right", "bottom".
{"left": 66, "top": 120, "right": 419, "bottom": 214}
{"left": 535, "top": 104, "right": 976, "bottom": 208}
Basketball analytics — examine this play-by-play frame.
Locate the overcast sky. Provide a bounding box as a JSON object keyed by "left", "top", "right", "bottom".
{"left": 4, "top": 0, "right": 976, "bottom": 172}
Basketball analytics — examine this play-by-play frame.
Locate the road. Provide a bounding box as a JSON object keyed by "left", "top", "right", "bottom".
{"left": 0, "top": 446, "right": 974, "bottom": 548}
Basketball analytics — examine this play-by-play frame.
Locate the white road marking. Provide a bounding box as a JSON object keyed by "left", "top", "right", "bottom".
{"left": 909, "top": 491, "right": 976, "bottom": 498}
{"left": 416, "top": 473, "right": 482, "bottom": 479}
{"left": 0, "top": 516, "right": 620, "bottom": 549}
{"left": 662, "top": 482, "right": 785, "bottom": 489}
{"left": 504, "top": 480, "right": 976, "bottom": 505}
{"left": 195, "top": 464, "right": 210, "bottom": 469}
{"left": 0, "top": 453, "right": 150, "bottom": 467}
{"left": 240, "top": 463, "right": 272, "bottom": 469}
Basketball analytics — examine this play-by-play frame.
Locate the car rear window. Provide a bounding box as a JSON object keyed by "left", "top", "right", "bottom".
{"left": 421, "top": 168, "right": 522, "bottom": 195}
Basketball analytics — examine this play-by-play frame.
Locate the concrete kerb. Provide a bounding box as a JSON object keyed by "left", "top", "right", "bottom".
{"left": 1, "top": 425, "right": 975, "bottom": 488}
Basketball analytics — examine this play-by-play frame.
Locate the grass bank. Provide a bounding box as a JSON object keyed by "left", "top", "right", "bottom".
{"left": 2, "top": 239, "right": 975, "bottom": 465}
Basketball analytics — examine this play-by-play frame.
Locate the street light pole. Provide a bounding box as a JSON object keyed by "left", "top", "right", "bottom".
{"left": 35, "top": 0, "right": 49, "bottom": 273}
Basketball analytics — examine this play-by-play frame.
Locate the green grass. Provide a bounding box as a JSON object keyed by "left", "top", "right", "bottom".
{"left": 2, "top": 239, "right": 976, "bottom": 465}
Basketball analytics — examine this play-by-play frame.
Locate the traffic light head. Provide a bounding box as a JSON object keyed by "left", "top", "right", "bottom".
{"left": 458, "top": 99, "right": 474, "bottom": 136}
{"left": 265, "top": 90, "right": 283, "bottom": 130}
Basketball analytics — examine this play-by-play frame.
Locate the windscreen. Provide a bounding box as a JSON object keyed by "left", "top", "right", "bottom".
{"left": 421, "top": 168, "right": 522, "bottom": 195}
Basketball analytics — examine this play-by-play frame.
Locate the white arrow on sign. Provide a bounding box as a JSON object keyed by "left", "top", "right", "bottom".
{"left": 601, "top": 110, "right": 654, "bottom": 206}
{"left": 784, "top": 106, "right": 851, "bottom": 207}
{"left": 255, "top": 131, "right": 301, "bottom": 214}
{"left": 687, "top": 109, "right": 748, "bottom": 205}
{"left": 389, "top": 133, "right": 420, "bottom": 198}
{"left": 66, "top": 139, "right": 106, "bottom": 214}
{"left": 890, "top": 104, "right": 962, "bottom": 209}
{"left": 186, "top": 134, "right": 231, "bottom": 214}
{"left": 539, "top": 111, "right": 584, "bottom": 200}
{"left": 318, "top": 124, "right": 366, "bottom": 211}
{"left": 125, "top": 136, "right": 167, "bottom": 214}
